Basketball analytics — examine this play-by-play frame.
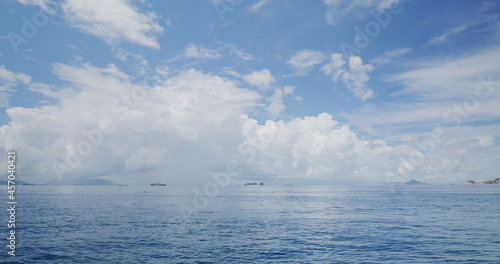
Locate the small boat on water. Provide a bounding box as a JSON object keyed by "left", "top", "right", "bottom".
{"left": 151, "top": 182, "right": 166, "bottom": 186}
{"left": 244, "top": 181, "right": 264, "bottom": 186}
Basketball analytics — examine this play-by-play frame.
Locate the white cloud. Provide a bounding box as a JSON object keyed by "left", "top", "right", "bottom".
{"left": 0, "top": 66, "right": 31, "bottom": 90}
{"left": 249, "top": 0, "right": 270, "bottom": 13}
{"left": 0, "top": 65, "right": 32, "bottom": 107}
{"left": 0, "top": 63, "right": 415, "bottom": 185}
{"left": 427, "top": 23, "right": 471, "bottom": 45}
{"left": 0, "top": 64, "right": 260, "bottom": 184}
{"left": 184, "top": 43, "right": 221, "bottom": 59}
{"left": 28, "top": 83, "right": 59, "bottom": 98}
{"left": 239, "top": 113, "right": 394, "bottom": 183}
{"left": 1, "top": 63, "right": 497, "bottom": 185}
{"left": 171, "top": 43, "right": 252, "bottom": 62}
{"left": 287, "top": 50, "right": 326, "bottom": 76}
{"left": 266, "top": 86, "right": 294, "bottom": 117}
{"left": 17, "top": 1, "right": 163, "bottom": 47}
{"left": 388, "top": 47, "right": 500, "bottom": 101}
{"left": 322, "top": 53, "right": 374, "bottom": 101}
{"left": 371, "top": 47, "right": 411, "bottom": 65}
{"left": 243, "top": 69, "right": 275, "bottom": 90}
{"left": 60, "top": 0, "right": 163, "bottom": 48}
{"left": 2, "top": 62, "right": 496, "bottom": 185}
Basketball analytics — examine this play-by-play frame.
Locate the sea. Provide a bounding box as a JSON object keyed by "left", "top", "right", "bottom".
{"left": 2, "top": 184, "right": 500, "bottom": 263}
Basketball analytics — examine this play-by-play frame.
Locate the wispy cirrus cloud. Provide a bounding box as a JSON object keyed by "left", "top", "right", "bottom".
{"left": 249, "top": 0, "right": 270, "bottom": 13}
{"left": 426, "top": 23, "right": 474, "bottom": 46}
{"left": 371, "top": 47, "right": 411, "bottom": 65}
{"left": 388, "top": 47, "right": 500, "bottom": 100}
{"left": 426, "top": 14, "right": 500, "bottom": 46}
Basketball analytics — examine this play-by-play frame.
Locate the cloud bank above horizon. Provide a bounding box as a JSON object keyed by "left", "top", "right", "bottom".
{"left": 1, "top": 0, "right": 499, "bottom": 185}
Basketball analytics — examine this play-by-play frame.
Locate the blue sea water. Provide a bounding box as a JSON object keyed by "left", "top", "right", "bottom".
{"left": 2, "top": 185, "right": 500, "bottom": 263}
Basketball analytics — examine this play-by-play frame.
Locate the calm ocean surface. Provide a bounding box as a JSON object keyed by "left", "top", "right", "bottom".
{"left": 2, "top": 185, "right": 500, "bottom": 263}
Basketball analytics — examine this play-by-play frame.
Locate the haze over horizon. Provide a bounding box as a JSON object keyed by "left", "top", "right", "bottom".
{"left": 1, "top": 0, "right": 499, "bottom": 186}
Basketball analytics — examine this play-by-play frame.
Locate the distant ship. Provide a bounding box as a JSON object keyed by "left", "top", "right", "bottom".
{"left": 244, "top": 181, "right": 264, "bottom": 186}
{"left": 150, "top": 182, "right": 166, "bottom": 186}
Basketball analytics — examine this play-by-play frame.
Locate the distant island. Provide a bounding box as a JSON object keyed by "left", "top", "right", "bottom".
{"left": 465, "top": 177, "right": 500, "bottom": 185}
{"left": 384, "top": 179, "right": 430, "bottom": 186}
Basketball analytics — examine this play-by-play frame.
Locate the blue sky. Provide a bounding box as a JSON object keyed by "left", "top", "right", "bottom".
{"left": 1, "top": 0, "right": 499, "bottom": 185}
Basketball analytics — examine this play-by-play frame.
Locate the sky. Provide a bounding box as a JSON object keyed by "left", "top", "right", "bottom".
{"left": 0, "top": 0, "right": 499, "bottom": 186}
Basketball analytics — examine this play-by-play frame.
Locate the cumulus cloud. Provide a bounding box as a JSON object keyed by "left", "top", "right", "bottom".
{"left": 238, "top": 113, "right": 393, "bottom": 183}
{"left": 0, "top": 64, "right": 260, "bottom": 184}
{"left": 17, "top": 0, "right": 165, "bottom": 48}
{"left": 287, "top": 50, "right": 327, "bottom": 76}
{"left": 322, "top": 53, "right": 374, "bottom": 101}
{"left": 243, "top": 69, "right": 275, "bottom": 90}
